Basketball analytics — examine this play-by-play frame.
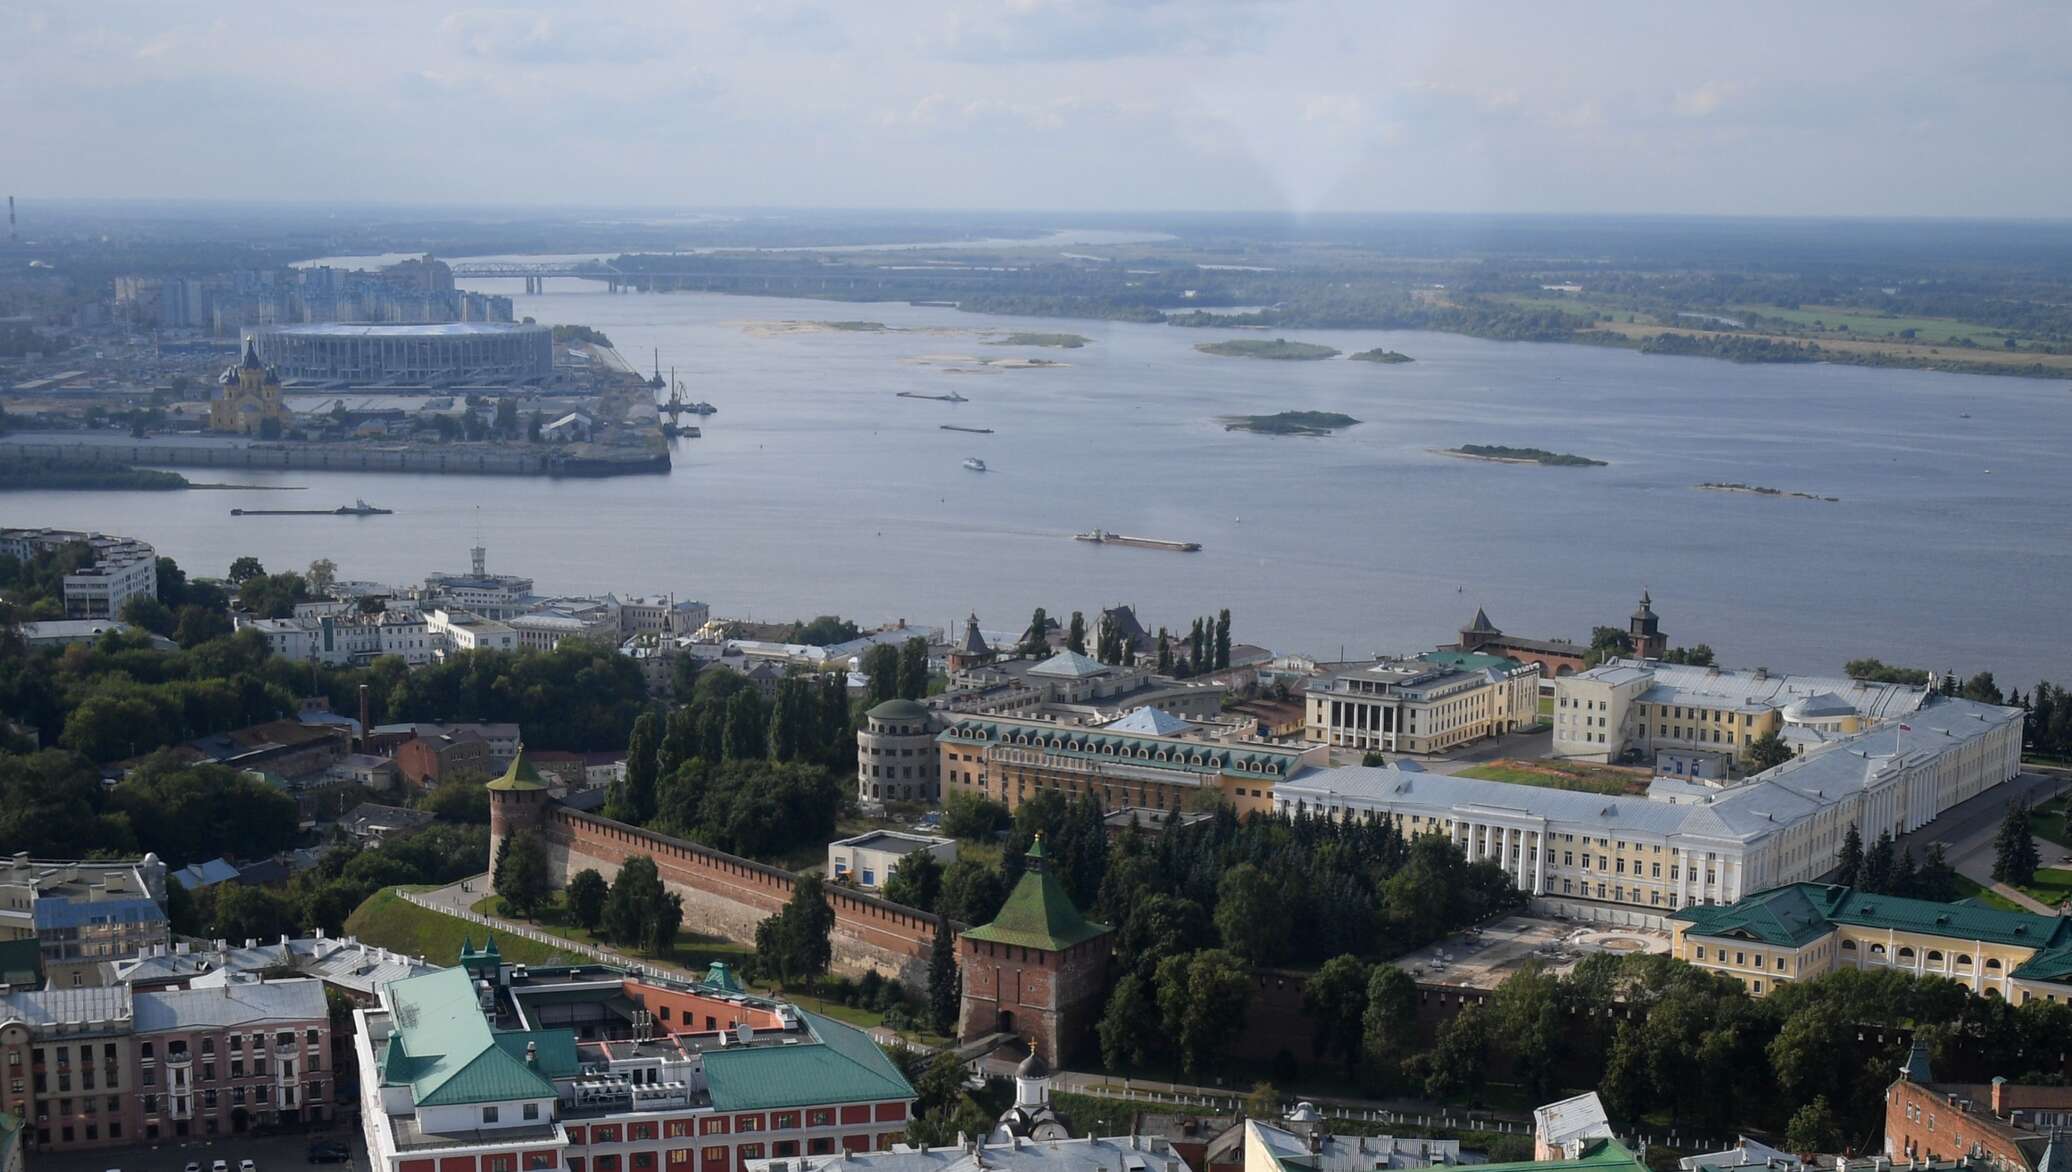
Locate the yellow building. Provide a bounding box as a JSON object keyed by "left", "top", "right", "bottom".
{"left": 1670, "top": 883, "right": 2072, "bottom": 1003}
{"left": 209, "top": 339, "right": 292, "bottom": 435}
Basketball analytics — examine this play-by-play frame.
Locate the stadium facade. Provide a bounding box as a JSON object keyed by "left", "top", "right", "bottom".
{"left": 246, "top": 322, "right": 553, "bottom": 385}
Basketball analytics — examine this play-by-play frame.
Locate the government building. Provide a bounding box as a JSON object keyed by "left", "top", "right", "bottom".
{"left": 1276, "top": 694, "right": 2021, "bottom": 925}
{"left": 1303, "top": 651, "right": 1541, "bottom": 755}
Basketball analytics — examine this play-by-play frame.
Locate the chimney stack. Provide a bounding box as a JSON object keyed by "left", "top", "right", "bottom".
{"left": 358, "top": 684, "right": 371, "bottom": 751}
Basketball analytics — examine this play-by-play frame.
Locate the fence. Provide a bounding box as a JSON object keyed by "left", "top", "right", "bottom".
{"left": 396, "top": 886, "right": 690, "bottom": 982}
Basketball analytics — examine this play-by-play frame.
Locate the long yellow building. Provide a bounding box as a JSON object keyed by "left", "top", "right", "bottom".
{"left": 1671, "top": 883, "right": 2072, "bottom": 1003}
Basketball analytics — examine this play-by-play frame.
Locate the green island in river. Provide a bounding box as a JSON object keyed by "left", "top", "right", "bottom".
{"left": 1350, "top": 348, "right": 1415, "bottom": 363}
{"left": 989, "top": 332, "right": 1089, "bottom": 348}
{"left": 0, "top": 461, "right": 191, "bottom": 491}
{"left": 1444, "top": 444, "right": 1606, "bottom": 466}
{"left": 1220, "top": 411, "right": 1361, "bottom": 436}
{"left": 1195, "top": 338, "right": 1341, "bottom": 360}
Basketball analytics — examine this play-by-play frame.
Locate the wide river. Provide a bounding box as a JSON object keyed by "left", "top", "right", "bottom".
{"left": 10, "top": 281, "right": 2072, "bottom": 685}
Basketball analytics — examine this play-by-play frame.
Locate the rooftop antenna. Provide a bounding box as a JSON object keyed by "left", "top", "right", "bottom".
{"left": 471, "top": 505, "right": 486, "bottom": 577}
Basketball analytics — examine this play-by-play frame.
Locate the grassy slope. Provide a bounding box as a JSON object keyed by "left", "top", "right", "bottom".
{"left": 342, "top": 886, "right": 574, "bottom": 967}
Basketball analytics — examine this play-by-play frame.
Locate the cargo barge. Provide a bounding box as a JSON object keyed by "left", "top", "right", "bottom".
{"left": 1074, "top": 528, "right": 1200, "bottom": 552}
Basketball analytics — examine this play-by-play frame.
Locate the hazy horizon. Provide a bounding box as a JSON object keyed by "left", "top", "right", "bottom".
{"left": 9, "top": 1, "right": 2072, "bottom": 217}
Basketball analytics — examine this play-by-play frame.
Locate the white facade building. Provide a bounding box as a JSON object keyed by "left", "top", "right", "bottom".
{"left": 1304, "top": 653, "right": 1541, "bottom": 755}
{"left": 240, "top": 611, "right": 433, "bottom": 666}
{"left": 826, "top": 831, "right": 957, "bottom": 890}
{"left": 1553, "top": 659, "right": 1928, "bottom": 764}
{"left": 1278, "top": 696, "right": 2023, "bottom": 926}
{"left": 0, "top": 528, "right": 157, "bottom": 619}
{"left": 426, "top": 608, "right": 517, "bottom": 655}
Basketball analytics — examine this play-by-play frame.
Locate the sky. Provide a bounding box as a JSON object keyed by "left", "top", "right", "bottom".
{"left": 6, "top": 0, "right": 2072, "bottom": 217}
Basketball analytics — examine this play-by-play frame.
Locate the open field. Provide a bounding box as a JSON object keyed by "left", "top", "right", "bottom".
{"left": 1730, "top": 304, "right": 2017, "bottom": 346}
{"left": 1454, "top": 759, "right": 1648, "bottom": 795}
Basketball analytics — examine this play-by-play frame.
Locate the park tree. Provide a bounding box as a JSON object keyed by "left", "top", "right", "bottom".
{"left": 755, "top": 873, "right": 836, "bottom": 985}
{"left": 601, "top": 855, "right": 683, "bottom": 954}
{"left": 1214, "top": 863, "right": 1290, "bottom": 965}
{"left": 493, "top": 829, "right": 551, "bottom": 917}
{"left": 927, "top": 919, "right": 959, "bottom": 1034}
{"left": 897, "top": 636, "right": 929, "bottom": 700}
{"left": 1066, "top": 611, "right": 1087, "bottom": 655}
{"left": 610, "top": 711, "right": 660, "bottom": 823}
{"left": 1744, "top": 730, "right": 1794, "bottom": 773}
{"left": 862, "top": 644, "right": 900, "bottom": 706}
{"left": 1421, "top": 1001, "right": 1490, "bottom": 1104}
{"left": 658, "top": 707, "right": 698, "bottom": 779}
{"left": 1835, "top": 824, "right": 1864, "bottom": 887}
{"left": 938, "top": 856, "right": 1009, "bottom": 926}
{"left": 1302, "top": 954, "right": 1370, "bottom": 1073}
{"left": 1214, "top": 608, "right": 1231, "bottom": 670}
{"left": 227, "top": 556, "right": 265, "bottom": 584}
{"left": 1362, "top": 964, "right": 1418, "bottom": 1086}
{"left": 1786, "top": 1096, "right": 1844, "bottom": 1154}
{"left": 1154, "top": 949, "right": 1252, "bottom": 1075}
{"left": 119, "top": 594, "right": 176, "bottom": 637}
{"left": 1490, "top": 961, "right": 1563, "bottom": 1098}
{"left": 1862, "top": 830, "right": 1896, "bottom": 893}
{"left": 306, "top": 558, "right": 338, "bottom": 598}
{"left": 1994, "top": 798, "right": 2042, "bottom": 886}
{"left": 882, "top": 850, "right": 945, "bottom": 912}
{"left": 723, "top": 690, "right": 767, "bottom": 761}
{"left": 1914, "top": 843, "right": 1961, "bottom": 902}
{"left": 1020, "top": 608, "right": 1050, "bottom": 657}
{"left": 1156, "top": 628, "right": 1172, "bottom": 672}
{"left": 1098, "top": 972, "right": 1160, "bottom": 1070}
{"left": 567, "top": 868, "right": 609, "bottom": 931}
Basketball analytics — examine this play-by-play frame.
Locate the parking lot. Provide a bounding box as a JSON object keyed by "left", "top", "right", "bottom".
{"left": 31, "top": 1128, "right": 368, "bottom": 1172}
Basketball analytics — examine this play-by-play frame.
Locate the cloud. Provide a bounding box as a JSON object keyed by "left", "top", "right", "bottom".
{"left": 1673, "top": 79, "right": 1743, "bottom": 118}
{"left": 441, "top": 9, "right": 662, "bottom": 65}
{"left": 928, "top": 0, "right": 1274, "bottom": 63}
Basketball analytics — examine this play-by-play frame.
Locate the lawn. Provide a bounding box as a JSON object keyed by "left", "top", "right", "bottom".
{"left": 2014, "top": 868, "right": 2072, "bottom": 911}
{"left": 2029, "top": 795, "right": 2071, "bottom": 850}
{"left": 1454, "top": 759, "right": 1649, "bottom": 796}
{"left": 1951, "top": 874, "right": 2027, "bottom": 913}
{"left": 1729, "top": 303, "right": 2015, "bottom": 346}
{"left": 342, "top": 886, "right": 577, "bottom": 967}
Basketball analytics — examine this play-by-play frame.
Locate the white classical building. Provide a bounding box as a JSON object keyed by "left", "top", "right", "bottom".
{"left": 1304, "top": 652, "right": 1541, "bottom": 755}
{"left": 239, "top": 610, "right": 433, "bottom": 666}
{"left": 0, "top": 527, "right": 157, "bottom": 619}
{"left": 426, "top": 608, "right": 518, "bottom": 655}
{"left": 1553, "top": 659, "right": 1929, "bottom": 764}
{"left": 1277, "top": 695, "right": 2023, "bottom": 926}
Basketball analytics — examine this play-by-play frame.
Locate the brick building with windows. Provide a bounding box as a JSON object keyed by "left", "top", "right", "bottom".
{"left": 356, "top": 957, "right": 916, "bottom": 1172}
{"left": 957, "top": 840, "right": 1111, "bottom": 1065}
{"left": 1884, "top": 1041, "right": 2072, "bottom": 1172}
{"left": 0, "top": 978, "right": 331, "bottom": 1154}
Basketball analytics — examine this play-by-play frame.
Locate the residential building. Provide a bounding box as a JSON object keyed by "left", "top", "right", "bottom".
{"left": 178, "top": 719, "right": 350, "bottom": 783}
{"left": 1303, "top": 653, "right": 1541, "bottom": 755}
{"left": 239, "top": 609, "right": 432, "bottom": 666}
{"left": 857, "top": 699, "right": 942, "bottom": 805}
{"left": 940, "top": 711, "right": 1326, "bottom": 819}
{"left": 0, "top": 977, "right": 331, "bottom": 1153}
{"left": 948, "top": 651, "right": 1224, "bottom": 723}
{"left": 1274, "top": 695, "right": 2022, "bottom": 924}
{"left": 1884, "top": 1041, "right": 2072, "bottom": 1172}
{"left": 424, "top": 546, "right": 535, "bottom": 620}
{"left": 1671, "top": 884, "right": 2072, "bottom": 1002}
{"left": 1553, "top": 659, "right": 1928, "bottom": 764}
{"left": 394, "top": 729, "right": 491, "bottom": 787}
{"left": 511, "top": 598, "right": 622, "bottom": 652}
{"left": 338, "top": 803, "right": 438, "bottom": 844}
{"left": 0, "top": 856, "right": 171, "bottom": 986}
{"left": 958, "top": 840, "right": 1111, "bottom": 1064}
{"left": 0, "top": 528, "right": 157, "bottom": 619}
{"left": 354, "top": 959, "right": 917, "bottom": 1172}
{"left": 16, "top": 619, "right": 171, "bottom": 650}
{"left": 619, "top": 596, "right": 710, "bottom": 638}
{"left": 110, "top": 936, "right": 440, "bottom": 1004}
{"left": 428, "top": 608, "right": 519, "bottom": 654}
{"left": 826, "top": 833, "right": 956, "bottom": 890}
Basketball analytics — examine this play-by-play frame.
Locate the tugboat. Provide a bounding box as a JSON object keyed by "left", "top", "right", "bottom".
{"left": 963, "top": 457, "right": 988, "bottom": 472}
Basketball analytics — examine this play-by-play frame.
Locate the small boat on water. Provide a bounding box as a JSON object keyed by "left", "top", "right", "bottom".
{"left": 1074, "top": 528, "right": 1200, "bottom": 552}
{"left": 898, "top": 390, "right": 969, "bottom": 403}
{"left": 940, "top": 424, "right": 994, "bottom": 434}
{"left": 963, "top": 457, "right": 988, "bottom": 472}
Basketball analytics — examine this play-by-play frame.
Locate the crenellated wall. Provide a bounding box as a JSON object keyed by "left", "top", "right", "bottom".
{"left": 542, "top": 806, "right": 946, "bottom": 988}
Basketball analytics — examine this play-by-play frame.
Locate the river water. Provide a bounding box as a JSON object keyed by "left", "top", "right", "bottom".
{"left": 8, "top": 281, "right": 2070, "bottom": 685}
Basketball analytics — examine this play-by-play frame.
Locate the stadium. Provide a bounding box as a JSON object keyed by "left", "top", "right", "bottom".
{"left": 245, "top": 322, "right": 554, "bottom": 385}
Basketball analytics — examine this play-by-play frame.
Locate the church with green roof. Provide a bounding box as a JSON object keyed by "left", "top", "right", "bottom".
{"left": 956, "top": 839, "right": 1111, "bottom": 1065}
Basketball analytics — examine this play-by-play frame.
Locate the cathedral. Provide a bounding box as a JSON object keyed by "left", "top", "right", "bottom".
{"left": 209, "top": 339, "right": 292, "bottom": 435}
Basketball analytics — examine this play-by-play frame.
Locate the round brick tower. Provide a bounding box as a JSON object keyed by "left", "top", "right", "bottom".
{"left": 486, "top": 748, "right": 550, "bottom": 889}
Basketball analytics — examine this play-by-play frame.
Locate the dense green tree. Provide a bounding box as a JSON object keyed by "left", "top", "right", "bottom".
{"left": 1786, "top": 1096, "right": 1844, "bottom": 1154}
{"left": 174, "top": 605, "right": 233, "bottom": 648}
{"left": 723, "top": 690, "right": 768, "bottom": 761}
{"left": 1361, "top": 964, "right": 1419, "bottom": 1085}
{"left": 119, "top": 594, "right": 176, "bottom": 636}
{"left": 1490, "top": 960, "right": 1563, "bottom": 1098}
{"left": 609, "top": 710, "right": 661, "bottom": 823}
{"left": 1097, "top": 971, "right": 1160, "bottom": 1070}
{"left": 1914, "top": 843, "right": 1961, "bottom": 903}
{"left": 1994, "top": 798, "right": 2042, "bottom": 886}
{"left": 1020, "top": 608, "right": 1050, "bottom": 658}
{"left": 1156, "top": 628, "right": 1171, "bottom": 672}
{"left": 1066, "top": 611, "right": 1086, "bottom": 655}
{"left": 1744, "top": 730, "right": 1794, "bottom": 773}
{"left": 938, "top": 856, "right": 1008, "bottom": 926}
{"left": 658, "top": 706, "right": 698, "bottom": 778}
{"left": 237, "top": 571, "right": 308, "bottom": 619}
{"left": 940, "top": 792, "right": 1009, "bottom": 841}
{"left": 415, "top": 774, "right": 491, "bottom": 823}
{"left": 755, "top": 873, "right": 835, "bottom": 984}
{"left": 1302, "top": 954, "right": 1370, "bottom": 1072}
{"left": 897, "top": 636, "right": 929, "bottom": 701}
{"left": 1154, "top": 949, "right": 1251, "bottom": 1075}
{"left": 862, "top": 644, "right": 900, "bottom": 706}
{"left": 494, "top": 829, "right": 552, "bottom": 916}
{"left": 1835, "top": 824, "right": 1864, "bottom": 887}
{"left": 1862, "top": 829, "right": 1896, "bottom": 893}
{"left": 567, "top": 868, "right": 609, "bottom": 931}
{"left": 881, "top": 850, "right": 945, "bottom": 912}
{"left": 1214, "top": 862, "right": 1290, "bottom": 964}
{"left": 210, "top": 882, "right": 299, "bottom": 942}
{"left": 926, "top": 919, "right": 959, "bottom": 1034}
{"left": 601, "top": 855, "right": 683, "bottom": 954}
{"left": 1214, "top": 608, "right": 1231, "bottom": 670}
{"left": 1421, "top": 1001, "right": 1490, "bottom": 1104}
{"left": 227, "top": 556, "right": 266, "bottom": 585}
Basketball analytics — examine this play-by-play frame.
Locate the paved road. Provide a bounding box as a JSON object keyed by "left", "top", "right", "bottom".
{"left": 31, "top": 1125, "right": 367, "bottom": 1172}
{"left": 1892, "top": 770, "right": 2070, "bottom": 910}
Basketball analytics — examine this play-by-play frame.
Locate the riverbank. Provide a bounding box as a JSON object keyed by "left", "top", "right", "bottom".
{"left": 0, "top": 435, "right": 670, "bottom": 479}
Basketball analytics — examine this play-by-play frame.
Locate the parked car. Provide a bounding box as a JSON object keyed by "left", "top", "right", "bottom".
{"left": 240, "top": 1161, "right": 257, "bottom": 1172}
{"left": 308, "top": 1141, "right": 351, "bottom": 1164}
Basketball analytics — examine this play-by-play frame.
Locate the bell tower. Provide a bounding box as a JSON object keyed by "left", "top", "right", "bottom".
{"left": 1629, "top": 591, "right": 1666, "bottom": 659}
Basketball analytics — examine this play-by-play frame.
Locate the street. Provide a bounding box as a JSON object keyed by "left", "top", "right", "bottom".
{"left": 30, "top": 1128, "right": 368, "bottom": 1172}
{"left": 1893, "top": 769, "right": 2070, "bottom": 908}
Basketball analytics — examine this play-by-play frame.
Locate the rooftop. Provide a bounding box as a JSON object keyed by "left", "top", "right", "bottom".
{"left": 832, "top": 831, "right": 953, "bottom": 855}
{"left": 1674, "top": 884, "right": 2072, "bottom": 976}
{"left": 751, "top": 1134, "right": 1188, "bottom": 1172}
{"left": 961, "top": 841, "right": 1108, "bottom": 952}
{"left": 260, "top": 322, "right": 547, "bottom": 338}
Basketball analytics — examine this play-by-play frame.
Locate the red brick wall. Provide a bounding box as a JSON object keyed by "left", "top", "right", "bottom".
{"left": 1887, "top": 1081, "right": 2035, "bottom": 1169}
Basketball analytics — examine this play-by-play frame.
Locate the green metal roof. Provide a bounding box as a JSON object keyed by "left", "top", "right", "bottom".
{"left": 1474, "top": 1139, "right": 1639, "bottom": 1172}
{"left": 960, "top": 842, "right": 1110, "bottom": 951}
{"left": 701, "top": 1010, "right": 914, "bottom": 1111}
{"left": 381, "top": 968, "right": 559, "bottom": 1106}
{"left": 938, "top": 715, "right": 1300, "bottom": 778}
{"left": 486, "top": 749, "right": 550, "bottom": 792}
{"left": 866, "top": 698, "right": 929, "bottom": 720}
{"left": 704, "top": 961, "right": 744, "bottom": 993}
{"left": 1675, "top": 883, "right": 2072, "bottom": 963}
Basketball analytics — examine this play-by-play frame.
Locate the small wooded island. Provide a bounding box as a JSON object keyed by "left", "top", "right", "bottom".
{"left": 1196, "top": 338, "right": 1341, "bottom": 360}
{"left": 990, "top": 332, "right": 1090, "bottom": 348}
{"left": 0, "top": 461, "right": 191, "bottom": 491}
{"left": 1699, "top": 482, "right": 1839, "bottom": 502}
{"left": 1221, "top": 411, "right": 1361, "bottom": 435}
{"left": 1350, "top": 348, "right": 1415, "bottom": 363}
{"left": 1444, "top": 444, "right": 1607, "bottom": 466}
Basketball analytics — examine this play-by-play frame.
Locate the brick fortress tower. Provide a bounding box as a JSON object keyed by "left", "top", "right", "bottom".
{"left": 957, "top": 837, "right": 1111, "bottom": 1065}
{"left": 485, "top": 748, "right": 550, "bottom": 890}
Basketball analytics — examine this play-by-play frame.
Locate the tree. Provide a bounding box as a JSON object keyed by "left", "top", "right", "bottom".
{"left": 1994, "top": 798, "right": 2042, "bottom": 887}
{"left": 601, "top": 855, "right": 682, "bottom": 954}
{"left": 494, "top": 396, "right": 519, "bottom": 439}
{"left": 1361, "top": 964, "right": 1418, "bottom": 1086}
{"left": 1066, "top": 611, "right": 1087, "bottom": 655}
{"left": 882, "top": 850, "right": 944, "bottom": 912}
{"left": 723, "top": 690, "right": 767, "bottom": 761}
{"left": 755, "top": 873, "right": 836, "bottom": 985}
{"left": 567, "top": 868, "right": 608, "bottom": 931}
{"left": 1744, "top": 730, "right": 1793, "bottom": 773}
{"left": 941, "top": 793, "right": 1009, "bottom": 841}
{"left": 1214, "top": 863, "right": 1289, "bottom": 964}
{"left": 897, "top": 636, "right": 929, "bottom": 701}
{"left": 1302, "top": 955, "right": 1369, "bottom": 1072}
{"left": 174, "top": 605, "right": 233, "bottom": 648}
{"left": 1214, "top": 608, "right": 1231, "bottom": 670}
{"left": 227, "top": 556, "right": 265, "bottom": 585}
{"left": 1156, "top": 628, "right": 1172, "bottom": 672}
{"left": 1786, "top": 1095, "right": 1843, "bottom": 1154}
{"left": 119, "top": 594, "right": 176, "bottom": 636}
{"left": 1245, "top": 1082, "right": 1280, "bottom": 1122}
{"left": 1961, "top": 672, "right": 2004, "bottom": 705}
{"left": 926, "top": 919, "right": 959, "bottom": 1034}
{"left": 493, "top": 829, "right": 551, "bottom": 916}
{"left": 862, "top": 644, "right": 900, "bottom": 707}
{"left": 1098, "top": 972, "right": 1159, "bottom": 1070}
{"left": 306, "top": 558, "right": 338, "bottom": 598}
{"left": 1154, "top": 949, "right": 1252, "bottom": 1075}
{"left": 1862, "top": 830, "right": 1896, "bottom": 894}
{"left": 938, "top": 856, "right": 1008, "bottom": 926}
{"left": 1490, "top": 960, "right": 1562, "bottom": 1098}
{"left": 237, "top": 571, "right": 308, "bottom": 619}
{"left": 610, "top": 711, "right": 660, "bottom": 823}
{"left": 1835, "top": 824, "right": 1864, "bottom": 887}
{"left": 1915, "top": 843, "right": 1961, "bottom": 903}
{"left": 1421, "top": 1001, "right": 1490, "bottom": 1104}
{"left": 1020, "top": 608, "right": 1050, "bottom": 658}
